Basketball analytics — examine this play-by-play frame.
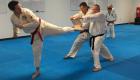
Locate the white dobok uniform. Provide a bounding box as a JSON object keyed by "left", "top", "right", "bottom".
{"left": 10, "top": 8, "right": 75, "bottom": 68}
{"left": 105, "top": 9, "right": 117, "bottom": 38}
{"left": 83, "top": 12, "right": 113, "bottom": 69}
{"left": 66, "top": 10, "right": 92, "bottom": 57}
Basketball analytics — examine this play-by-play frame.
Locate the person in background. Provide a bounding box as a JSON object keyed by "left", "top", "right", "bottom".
{"left": 105, "top": 4, "right": 117, "bottom": 38}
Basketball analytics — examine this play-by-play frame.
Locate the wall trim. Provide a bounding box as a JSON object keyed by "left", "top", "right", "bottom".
{"left": 0, "top": 35, "right": 30, "bottom": 41}
{"left": 116, "top": 23, "right": 129, "bottom": 25}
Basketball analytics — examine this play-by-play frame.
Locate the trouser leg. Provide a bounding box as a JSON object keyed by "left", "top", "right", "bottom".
{"left": 91, "top": 36, "right": 103, "bottom": 68}
{"left": 106, "top": 25, "right": 111, "bottom": 37}
{"left": 100, "top": 43, "right": 113, "bottom": 59}
{"left": 42, "top": 22, "right": 75, "bottom": 36}
{"left": 32, "top": 34, "right": 43, "bottom": 68}
{"left": 111, "top": 24, "right": 115, "bottom": 38}
{"left": 68, "top": 32, "right": 89, "bottom": 57}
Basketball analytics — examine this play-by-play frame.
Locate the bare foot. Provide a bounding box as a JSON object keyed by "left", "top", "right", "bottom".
{"left": 32, "top": 71, "right": 40, "bottom": 80}
{"left": 92, "top": 67, "right": 101, "bottom": 72}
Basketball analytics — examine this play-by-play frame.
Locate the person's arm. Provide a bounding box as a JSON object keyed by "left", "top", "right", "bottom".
{"left": 11, "top": 19, "right": 19, "bottom": 38}
{"left": 111, "top": 10, "right": 117, "bottom": 22}
{"left": 70, "top": 11, "right": 83, "bottom": 28}
{"left": 113, "top": 11, "right": 117, "bottom": 22}
{"left": 106, "top": 12, "right": 116, "bottom": 25}
{"left": 15, "top": 20, "right": 39, "bottom": 33}
{"left": 17, "top": 8, "right": 39, "bottom": 29}
{"left": 25, "top": 8, "right": 39, "bottom": 22}
{"left": 81, "top": 15, "right": 91, "bottom": 31}
{"left": 13, "top": 27, "right": 18, "bottom": 38}
{"left": 70, "top": 11, "right": 83, "bottom": 20}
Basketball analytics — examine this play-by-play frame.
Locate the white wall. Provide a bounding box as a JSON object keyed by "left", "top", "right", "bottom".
{"left": 0, "top": 0, "right": 74, "bottom": 39}
{"left": 134, "top": 0, "right": 140, "bottom": 8}
{"left": 0, "top": 0, "right": 16, "bottom": 39}
{"left": 108, "top": 0, "right": 134, "bottom": 24}
{"left": 44, "top": 0, "right": 73, "bottom": 26}
{"left": 0, "top": 0, "right": 140, "bottom": 39}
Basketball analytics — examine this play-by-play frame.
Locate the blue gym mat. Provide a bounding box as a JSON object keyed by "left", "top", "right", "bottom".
{"left": 0, "top": 24, "right": 140, "bottom": 80}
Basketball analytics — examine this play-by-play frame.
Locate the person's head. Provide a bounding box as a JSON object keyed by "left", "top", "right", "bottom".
{"left": 91, "top": 4, "right": 100, "bottom": 13}
{"left": 107, "top": 4, "right": 113, "bottom": 13}
{"left": 79, "top": 2, "right": 89, "bottom": 14}
{"left": 8, "top": 0, "right": 22, "bottom": 15}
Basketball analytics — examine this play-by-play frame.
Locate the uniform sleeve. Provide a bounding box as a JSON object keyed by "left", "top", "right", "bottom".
{"left": 113, "top": 11, "right": 117, "bottom": 20}
{"left": 87, "top": 9, "right": 93, "bottom": 14}
{"left": 21, "top": 8, "right": 40, "bottom": 33}
{"left": 22, "top": 21, "right": 39, "bottom": 33}
{"left": 82, "top": 13, "right": 99, "bottom": 20}
{"left": 11, "top": 18, "right": 20, "bottom": 37}
{"left": 82, "top": 15, "right": 91, "bottom": 29}
{"left": 25, "top": 8, "right": 38, "bottom": 22}
{"left": 112, "top": 9, "right": 117, "bottom": 21}
{"left": 22, "top": 9, "right": 39, "bottom": 27}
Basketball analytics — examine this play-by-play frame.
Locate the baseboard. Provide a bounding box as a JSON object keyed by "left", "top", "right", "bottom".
{"left": 0, "top": 35, "right": 30, "bottom": 41}
{"left": 115, "top": 23, "right": 129, "bottom": 25}
{"left": 116, "top": 22, "right": 140, "bottom": 25}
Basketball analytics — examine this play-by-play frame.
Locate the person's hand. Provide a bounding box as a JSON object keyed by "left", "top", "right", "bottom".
{"left": 70, "top": 16, "right": 82, "bottom": 20}
{"left": 15, "top": 24, "right": 23, "bottom": 29}
{"left": 70, "top": 16, "right": 75, "bottom": 20}
{"left": 74, "top": 16, "right": 82, "bottom": 20}
{"left": 107, "top": 21, "right": 114, "bottom": 26}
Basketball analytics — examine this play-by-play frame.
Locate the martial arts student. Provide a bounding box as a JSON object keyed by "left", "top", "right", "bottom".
{"left": 64, "top": 2, "right": 91, "bottom": 59}
{"left": 8, "top": 1, "right": 81, "bottom": 79}
{"left": 83, "top": 4, "right": 114, "bottom": 72}
{"left": 105, "top": 4, "right": 117, "bottom": 38}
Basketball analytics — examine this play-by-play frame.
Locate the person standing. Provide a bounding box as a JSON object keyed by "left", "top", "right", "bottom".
{"left": 83, "top": 4, "right": 114, "bottom": 72}
{"left": 64, "top": 2, "right": 91, "bottom": 59}
{"left": 106, "top": 4, "right": 117, "bottom": 38}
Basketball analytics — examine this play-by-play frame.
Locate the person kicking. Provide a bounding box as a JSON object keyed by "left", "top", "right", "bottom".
{"left": 8, "top": 0, "right": 81, "bottom": 79}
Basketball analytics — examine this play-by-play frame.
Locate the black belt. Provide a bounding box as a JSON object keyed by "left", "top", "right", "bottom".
{"left": 80, "top": 29, "right": 89, "bottom": 33}
{"left": 90, "top": 34, "right": 104, "bottom": 50}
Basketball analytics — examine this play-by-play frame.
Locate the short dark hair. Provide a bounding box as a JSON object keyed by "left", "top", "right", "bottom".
{"left": 79, "top": 2, "right": 89, "bottom": 8}
{"left": 93, "top": 4, "right": 100, "bottom": 11}
{"left": 8, "top": 0, "right": 19, "bottom": 11}
{"left": 107, "top": 4, "right": 113, "bottom": 9}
